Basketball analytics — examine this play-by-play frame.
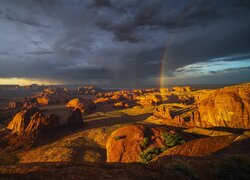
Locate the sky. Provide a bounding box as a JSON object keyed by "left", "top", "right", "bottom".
{"left": 0, "top": 0, "right": 250, "bottom": 88}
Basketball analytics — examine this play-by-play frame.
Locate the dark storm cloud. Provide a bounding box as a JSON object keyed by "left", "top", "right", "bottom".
{"left": 2, "top": 9, "right": 50, "bottom": 28}
{"left": 92, "top": 0, "right": 111, "bottom": 8}
{"left": 26, "top": 50, "right": 54, "bottom": 55}
{"left": 94, "top": 0, "right": 221, "bottom": 43}
{"left": 0, "top": 0, "right": 250, "bottom": 87}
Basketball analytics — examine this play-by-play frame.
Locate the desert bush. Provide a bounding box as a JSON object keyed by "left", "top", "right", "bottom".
{"left": 140, "top": 137, "right": 149, "bottom": 149}
{"left": 140, "top": 147, "right": 161, "bottom": 163}
{"left": 140, "top": 131, "right": 186, "bottom": 163}
{"left": 162, "top": 132, "right": 185, "bottom": 147}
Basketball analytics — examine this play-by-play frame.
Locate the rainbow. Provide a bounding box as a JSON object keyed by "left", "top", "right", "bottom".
{"left": 160, "top": 37, "right": 173, "bottom": 88}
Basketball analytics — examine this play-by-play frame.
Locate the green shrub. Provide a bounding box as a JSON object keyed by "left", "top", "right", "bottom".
{"left": 140, "top": 137, "right": 149, "bottom": 149}
{"left": 160, "top": 146, "right": 168, "bottom": 153}
{"left": 114, "top": 135, "right": 126, "bottom": 141}
{"left": 140, "top": 147, "right": 161, "bottom": 163}
{"left": 162, "top": 132, "right": 185, "bottom": 147}
{"left": 139, "top": 131, "right": 186, "bottom": 163}
{"left": 212, "top": 155, "right": 250, "bottom": 180}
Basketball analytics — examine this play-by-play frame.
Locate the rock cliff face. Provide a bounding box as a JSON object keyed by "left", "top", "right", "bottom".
{"left": 153, "top": 84, "right": 250, "bottom": 129}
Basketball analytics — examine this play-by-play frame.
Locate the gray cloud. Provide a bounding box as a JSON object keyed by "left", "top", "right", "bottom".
{"left": 0, "top": 0, "right": 249, "bottom": 87}
{"left": 26, "top": 50, "right": 54, "bottom": 55}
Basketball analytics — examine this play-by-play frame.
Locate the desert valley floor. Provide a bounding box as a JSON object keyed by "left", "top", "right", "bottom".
{"left": 0, "top": 83, "right": 250, "bottom": 179}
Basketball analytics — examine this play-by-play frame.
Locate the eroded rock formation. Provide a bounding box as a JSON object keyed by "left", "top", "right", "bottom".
{"left": 66, "top": 108, "right": 83, "bottom": 126}
{"left": 153, "top": 84, "right": 250, "bottom": 129}
{"left": 7, "top": 107, "right": 40, "bottom": 135}
{"left": 66, "top": 98, "right": 96, "bottom": 114}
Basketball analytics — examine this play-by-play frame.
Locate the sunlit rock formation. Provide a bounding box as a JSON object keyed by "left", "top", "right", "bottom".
{"left": 107, "top": 125, "right": 170, "bottom": 163}
{"left": 66, "top": 98, "right": 96, "bottom": 114}
{"left": 153, "top": 84, "right": 250, "bottom": 129}
{"left": 7, "top": 107, "right": 40, "bottom": 135}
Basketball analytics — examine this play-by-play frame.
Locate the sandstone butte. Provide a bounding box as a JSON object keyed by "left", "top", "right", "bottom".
{"left": 153, "top": 83, "right": 250, "bottom": 129}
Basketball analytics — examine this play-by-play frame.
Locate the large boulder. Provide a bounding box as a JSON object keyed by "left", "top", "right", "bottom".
{"left": 106, "top": 125, "right": 167, "bottom": 163}
{"left": 66, "top": 98, "right": 96, "bottom": 114}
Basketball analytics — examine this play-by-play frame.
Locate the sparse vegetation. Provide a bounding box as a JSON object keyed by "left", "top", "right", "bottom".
{"left": 162, "top": 132, "right": 185, "bottom": 147}
{"left": 171, "top": 162, "right": 199, "bottom": 180}
{"left": 212, "top": 155, "right": 250, "bottom": 180}
{"left": 114, "top": 135, "right": 126, "bottom": 141}
{"left": 140, "top": 131, "right": 186, "bottom": 163}
{"left": 140, "top": 137, "right": 149, "bottom": 149}
{"left": 140, "top": 147, "right": 161, "bottom": 163}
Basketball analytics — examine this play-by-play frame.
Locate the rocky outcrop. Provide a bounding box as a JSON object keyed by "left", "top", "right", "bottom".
{"left": 153, "top": 105, "right": 200, "bottom": 128}
{"left": 41, "top": 87, "right": 69, "bottom": 95}
{"left": 172, "top": 86, "right": 195, "bottom": 92}
{"left": 106, "top": 125, "right": 167, "bottom": 163}
{"left": 153, "top": 135, "right": 238, "bottom": 161}
{"left": 6, "top": 107, "right": 60, "bottom": 135}
{"left": 197, "top": 88, "right": 250, "bottom": 129}
{"left": 76, "top": 85, "right": 102, "bottom": 95}
{"left": 135, "top": 93, "right": 162, "bottom": 106}
{"left": 37, "top": 96, "right": 50, "bottom": 105}
{"left": 113, "top": 102, "right": 130, "bottom": 108}
{"left": 8, "top": 101, "right": 23, "bottom": 109}
{"left": 25, "top": 113, "right": 59, "bottom": 135}
{"left": 66, "top": 108, "right": 83, "bottom": 126}
{"left": 37, "top": 94, "right": 72, "bottom": 105}
{"left": 6, "top": 98, "right": 38, "bottom": 109}
{"left": 5, "top": 107, "right": 82, "bottom": 150}
{"left": 66, "top": 98, "right": 96, "bottom": 114}
{"left": 94, "top": 97, "right": 111, "bottom": 104}
{"left": 153, "top": 84, "right": 250, "bottom": 129}
{"left": 7, "top": 107, "right": 40, "bottom": 135}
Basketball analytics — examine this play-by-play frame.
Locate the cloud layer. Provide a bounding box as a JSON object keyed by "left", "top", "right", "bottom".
{"left": 0, "top": 0, "right": 250, "bottom": 87}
